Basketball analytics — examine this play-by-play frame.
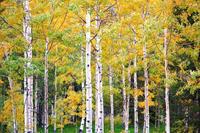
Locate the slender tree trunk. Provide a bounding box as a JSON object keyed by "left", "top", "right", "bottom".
{"left": 23, "top": 0, "right": 33, "bottom": 132}
{"left": 184, "top": 106, "right": 189, "bottom": 133}
{"left": 164, "top": 28, "right": 170, "bottom": 133}
{"left": 109, "top": 66, "right": 114, "bottom": 133}
{"left": 54, "top": 46, "right": 58, "bottom": 133}
{"left": 95, "top": 4, "right": 104, "bottom": 132}
{"left": 60, "top": 115, "right": 63, "bottom": 133}
{"left": 24, "top": 56, "right": 28, "bottom": 133}
{"left": 131, "top": 27, "right": 139, "bottom": 133}
{"left": 80, "top": 47, "right": 85, "bottom": 133}
{"left": 158, "top": 101, "right": 160, "bottom": 128}
{"left": 8, "top": 77, "right": 18, "bottom": 133}
{"left": 125, "top": 63, "right": 131, "bottom": 133}
{"left": 155, "top": 104, "right": 157, "bottom": 128}
{"left": 34, "top": 75, "right": 38, "bottom": 133}
{"left": 5, "top": 51, "right": 18, "bottom": 133}
{"left": 85, "top": 8, "right": 93, "bottom": 133}
{"left": 143, "top": 41, "right": 149, "bottom": 133}
{"left": 122, "top": 64, "right": 126, "bottom": 129}
{"left": 44, "top": 37, "right": 49, "bottom": 133}
{"left": 134, "top": 47, "right": 139, "bottom": 132}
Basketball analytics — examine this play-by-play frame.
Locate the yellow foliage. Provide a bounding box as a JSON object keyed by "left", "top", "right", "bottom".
{"left": 0, "top": 80, "right": 3, "bottom": 84}
{"left": 53, "top": 89, "right": 82, "bottom": 126}
{"left": 138, "top": 98, "right": 155, "bottom": 109}
{"left": 130, "top": 89, "right": 143, "bottom": 97}
{"left": 0, "top": 90, "right": 24, "bottom": 132}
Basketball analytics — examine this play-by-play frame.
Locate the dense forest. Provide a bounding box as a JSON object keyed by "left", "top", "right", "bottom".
{"left": 0, "top": 0, "right": 199, "bottom": 133}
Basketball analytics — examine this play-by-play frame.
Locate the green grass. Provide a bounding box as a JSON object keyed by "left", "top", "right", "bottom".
{"left": 38, "top": 124, "right": 164, "bottom": 133}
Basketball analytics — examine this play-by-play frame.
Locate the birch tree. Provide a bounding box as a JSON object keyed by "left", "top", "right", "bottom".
{"left": 132, "top": 27, "right": 139, "bottom": 133}
{"left": 143, "top": 2, "right": 150, "bottom": 133}
{"left": 34, "top": 75, "right": 38, "bottom": 133}
{"left": 8, "top": 77, "right": 18, "bottom": 133}
{"left": 143, "top": 39, "right": 149, "bottom": 133}
{"left": 122, "top": 64, "right": 126, "bottom": 129}
{"left": 85, "top": 8, "right": 93, "bottom": 133}
{"left": 80, "top": 46, "right": 85, "bottom": 133}
{"left": 164, "top": 28, "right": 170, "bottom": 133}
{"left": 95, "top": 2, "right": 104, "bottom": 132}
{"left": 125, "top": 63, "right": 131, "bottom": 133}
{"left": 109, "top": 66, "right": 114, "bottom": 133}
{"left": 44, "top": 37, "right": 49, "bottom": 133}
{"left": 23, "top": 0, "right": 33, "bottom": 132}
{"left": 4, "top": 50, "right": 18, "bottom": 133}
{"left": 53, "top": 45, "right": 58, "bottom": 133}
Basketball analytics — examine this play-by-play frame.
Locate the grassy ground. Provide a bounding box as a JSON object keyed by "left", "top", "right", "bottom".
{"left": 38, "top": 124, "right": 164, "bottom": 133}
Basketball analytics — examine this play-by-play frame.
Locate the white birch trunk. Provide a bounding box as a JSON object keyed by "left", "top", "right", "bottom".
{"left": 184, "top": 107, "right": 189, "bottom": 133}
{"left": 53, "top": 73, "right": 57, "bottom": 133}
{"left": 5, "top": 51, "right": 18, "bottom": 133}
{"left": 85, "top": 8, "right": 93, "bottom": 133}
{"left": 54, "top": 46, "right": 57, "bottom": 133}
{"left": 109, "top": 66, "right": 114, "bottom": 133}
{"left": 8, "top": 77, "right": 18, "bottom": 133}
{"left": 44, "top": 37, "right": 49, "bottom": 133}
{"left": 143, "top": 42, "right": 149, "bottom": 133}
{"left": 95, "top": 7, "right": 104, "bottom": 133}
{"left": 34, "top": 75, "right": 38, "bottom": 133}
{"left": 125, "top": 64, "right": 131, "bottom": 133}
{"left": 122, "top": 64, "right": 126, "bottom": 129}
{"left": 80, "top": 47, "right": 85, "bottom": 133}
{"left": 24, "top": 57, "right": 28, "bottom": 133}
{"left": 53, "top": 45, "right": 58, "bottom": 133}
{"left": 164, "top": 28, "right": 170, "bottom": 133}
{"left": 133, "top": 30, "right": 139, "bottom": 133}
{"left": 23, "top": 0, "right": 33, "bottom": 132}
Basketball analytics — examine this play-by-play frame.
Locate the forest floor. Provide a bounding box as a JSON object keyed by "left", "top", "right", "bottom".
{"left": 38, "top": 124, "right": 165, "bottom": 133}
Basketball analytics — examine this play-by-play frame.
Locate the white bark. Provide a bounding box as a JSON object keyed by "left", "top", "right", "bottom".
{"left": 164, "top": 28, "right": 170, "bottom": 133}
{"left": 54, "top": 46, "right": 57, "bottom": 133}
{"left": 85, "top": 8, "right": 93, "bottom": 133}
{"left": 53, "top": 45, "right": 58, "bottom": 133}
{"left": 34, "top": 75, "right": 38, "bottom": 133}
{"left": 109, "top": 66, "right": 114, "bottom": 133}
{"left": 122, "top": 64, "right": 126, "bottom": 128}
{"left": 95, "top": 7, "right": 104, "bottom": 133}
{"left": 125, "top": 64, "right": 131, "bottom": 133}
{"left": 133, "top": 30, "right": 139, "bottom": 133}
{"left": 24, "top": 57, "right": 28, "bottom": 133}
{"left": 8, "top": 77, "right": 18, "bottom": 133}
{"left": 184, "top": 107, "right": 189, "bottom": 133}
{"left": 80, "top": 47, "right": 85, "bottom": 133}
{"left": 44, "top": 37, "right": 49, "bottom": 133}
{"left": 5, "top": 51, "right": 18, "bottom": 133}
{"left": 143, "top": 42, "right": 149, "bottom": 133}
{"left": 23, "top": 0, "right": 33, "bottom": 132}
